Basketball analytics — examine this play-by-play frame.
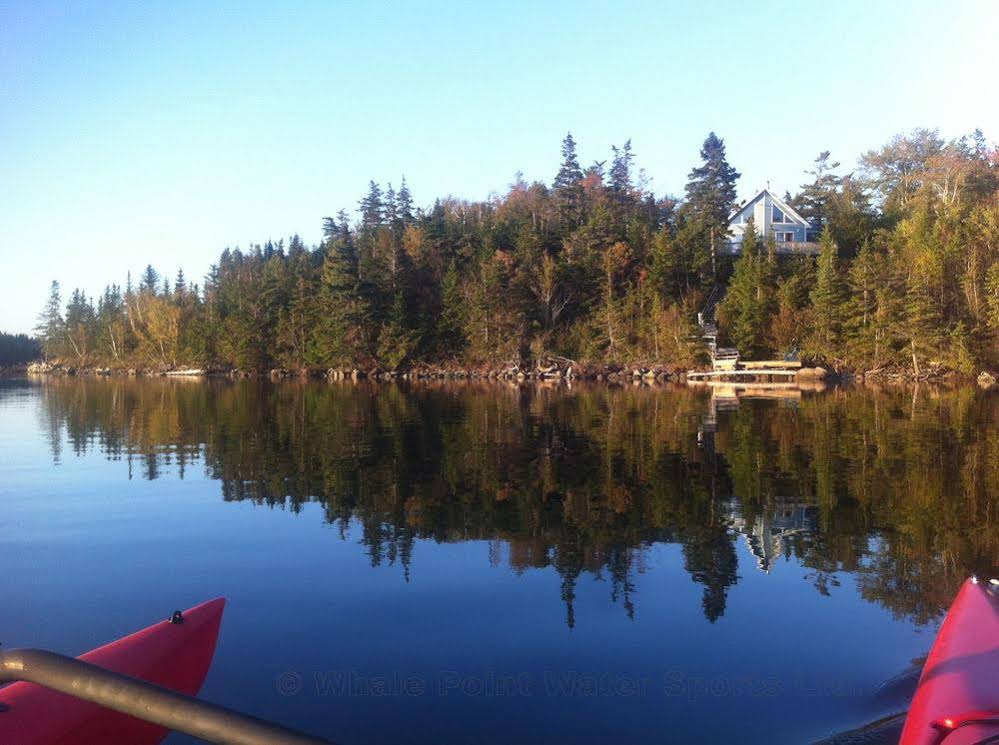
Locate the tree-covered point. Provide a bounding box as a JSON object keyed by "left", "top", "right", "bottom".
{"left": 0, "top": 331, "right": 40, "bottom": 366}
{"left": 34, "top": 128, "right": 999, "bottom": 374}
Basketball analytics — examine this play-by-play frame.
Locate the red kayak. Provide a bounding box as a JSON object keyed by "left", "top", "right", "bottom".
{"left": 0, "top": 598, "right": 225, "bottom": 745}
{"left": 900, "top": 577, "right": 999, "bottom": 745}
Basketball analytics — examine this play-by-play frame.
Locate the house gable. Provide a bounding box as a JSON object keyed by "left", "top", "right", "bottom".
{"left": 724, "top": 188, "right": 819, "bottom": 255}
{"left": 727, "top": 188, "right": 811, "bottom": 228}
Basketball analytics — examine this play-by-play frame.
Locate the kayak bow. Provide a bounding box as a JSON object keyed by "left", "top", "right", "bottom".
{"left": 899, "top": 577, "right": 999, "bottom": 745}
{"left": 0, "top": 598, "right": 331, "bottom": 745}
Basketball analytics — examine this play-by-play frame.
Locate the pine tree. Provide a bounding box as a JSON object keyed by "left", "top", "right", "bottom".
{"left": 316, "top": 228, "right": 370, "bottom": 365}
{"left": 904, "top": 270, "right": 942, "bottom": 376}
{"left": 140, "top": 265, "right": 159, "bottom": 293}
{"left": 794, "top": 151, "right": 842, "bottom": 228}
{"left": 900, "top": 205, "right": 946, "bottom": 375}
{"left": 396, "top": 177, "right": 414, "bottom": 224}
{"left": 648, "top": 229, "right": 683, "bottom": 300}
{"left": 808, "top": 229, "right": 847, "bottom": 360}
{"left": 768, "top": 260, "right": 814, "bottom": 357}
{"left": 377, "top": 291, "right": 418, "bottom": 369}
{"left": 843, "top": 241, "right": 883, "bottom": 365}
{"left": 438, "top": 262, "right": 466, "bottom": 353}
{"left": 718, "top": 218, "right": 773, "bottom": 357}
{"left": 825, "top": 176, "right": 874, "bottom": 259}
{"left": 608, "top": 139, "right": 634, "bottom": 204}
{"left": 671, "top": 215, "right": 712, "bottom": 294}
{"left": 35, "top": 280, "right": 63, "bottom": 360}
{"left": 553, "top": 132, "right": 584, "bottom": 229}
{"left": 384, "top": 183, "right": 398, "bottom": 227}
{"left": 684, "top": 132, "right": 740, "bottom": 231}
{"left": 63, "top": 289, "right": 96, "bottom": 363}
{"left": 96, "top": 284, "right": 127, "bottom": 361}
{"left": 276, "top": 273, "right": 319, "bottom": 369}
{"left": 553, "top": 132, "right": 583, "bottom": 190}
{"left": 359, "top": 181, "right": 384, "bottom": 230}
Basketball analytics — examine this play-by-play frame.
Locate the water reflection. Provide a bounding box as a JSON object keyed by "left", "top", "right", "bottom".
{"left": 31, "top": 377, "right": 999, "bottom": 628}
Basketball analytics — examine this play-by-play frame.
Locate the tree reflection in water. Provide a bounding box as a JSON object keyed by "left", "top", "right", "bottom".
{"left": 36, "top": 377, "right": 999, "bottom": 627}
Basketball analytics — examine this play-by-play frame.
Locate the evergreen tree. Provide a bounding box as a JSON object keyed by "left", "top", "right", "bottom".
{"left": 718, "top": 219, "right": 773, "bottom": 357}
{"left": 843, "top": 241, "right": 883, "bottom": 365}
{"left": 683, "top": 132, "right": 740, "bottom": 231}
{"left": 276, "top": 272, "right": 319, "bottom": 369}
{"left": 316, "top": 227, "right": 370, "bottom": 364}
{"left": 63, "top": 289, "right": 96, "bottom": 363}
{"left": 140, "top": 265, "right": 159, "bottom": 293}
{"left": 396, "top": 177, "right": 414, "bottom": 224}
{"left": 794, "top": 151, "right": 842, "bottom": 228}
{"left": 553, "top": 132, "right": 584, "bottom": 229}
{"left": 377, "top": 291, "right": 418, "bottom": 369}
{"left": 359, "top": 181, "right": 384, "bottom": 229}
{"left": 96, "top": 284, "right": 127, "bottom": 361}
{"left": 174, "top": 268, "right": 187, "bottom": 297}
{"left": 825, "top": 176, "right": 875, "bottom": 259}
{"left": 808, "top": 229, "right": 847, "bottom": 360}
{"left": 384, "top": 183, "right": 398, "bottom": 227}
{"left": 438, "top": 262, "right": 466, "bottom": 353}
{"left": 768, "top": 260, "right": 814, "bottom": 356}
{"left": 553, "top": 132, "right": 583, "bottom": 190}
{"left": 35, "top": 280, "right": 63, "bottom": 360}
{"left": 899, "top": 204, "right": 948, "bottom": 375}
{"left": 608, "top": 139, "right": 635, "bottom": 204}
{"left": 648, "top": 229, "right": 683, "bottom": 300}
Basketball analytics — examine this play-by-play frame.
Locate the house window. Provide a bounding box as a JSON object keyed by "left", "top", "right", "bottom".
{"left": 779, "top": 232, "right": 794, "bottom": 243}
{"left": 772, "top": 206, "right": 786, "bottom": 223}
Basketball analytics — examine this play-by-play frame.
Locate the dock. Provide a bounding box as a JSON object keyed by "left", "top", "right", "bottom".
{"left": 687, "top": 368, "right": 799, "bottom": 380}
{"left": 687, "top": 359, "right": 803, "bottom": 382}
{"left": 695, "top": 291, "right": 817, "bottom": 384}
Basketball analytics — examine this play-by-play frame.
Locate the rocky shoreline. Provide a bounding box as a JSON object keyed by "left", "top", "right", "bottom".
{"left": 23, "top": 360, "right": 999, "bottom": 387}
{"left": 26, "top": 359, "right": 685, "bottom": 383}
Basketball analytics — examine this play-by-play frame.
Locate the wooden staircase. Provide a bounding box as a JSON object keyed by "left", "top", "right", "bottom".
{"left": 698, "top": 285, "right": 740, "bottom": 369}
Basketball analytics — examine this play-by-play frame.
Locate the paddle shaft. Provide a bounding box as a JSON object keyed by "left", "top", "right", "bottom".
{"left": 0, "top": 648, "right": 333, "bottom": 745}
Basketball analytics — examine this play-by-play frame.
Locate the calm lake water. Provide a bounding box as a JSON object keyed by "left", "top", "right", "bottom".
{"left": 1, "top": 377, "right": 997, "bottom": 744}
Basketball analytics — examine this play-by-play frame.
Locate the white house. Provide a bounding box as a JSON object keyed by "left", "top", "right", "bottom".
{"left": 725, "top": 188, "right": 819, "bottom": 255}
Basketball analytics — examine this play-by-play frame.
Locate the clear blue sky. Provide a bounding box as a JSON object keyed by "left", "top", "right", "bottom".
{"left": 1, "top": 0, "right": 995, "bottom": 334}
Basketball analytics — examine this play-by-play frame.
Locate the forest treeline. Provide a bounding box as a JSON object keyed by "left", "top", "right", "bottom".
{"left": 0, "top": 332, "right": 40, "bottom": 366}
{"left": 32, "top": 128, "right": 999, "bottom": 375}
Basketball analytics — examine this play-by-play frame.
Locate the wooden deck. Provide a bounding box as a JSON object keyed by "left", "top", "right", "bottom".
{"left": 688, "top": 368, "right": 799, "bottom": 380}
{"left": 739, "top": 360, "right": 801, "bottom": 370}
{"left": 689, "top": 357, "right": 806, "bottom": 382}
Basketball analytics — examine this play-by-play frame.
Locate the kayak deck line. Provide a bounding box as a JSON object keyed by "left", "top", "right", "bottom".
{"left": 0, "top": 598, "right": 335, "bottom": 745}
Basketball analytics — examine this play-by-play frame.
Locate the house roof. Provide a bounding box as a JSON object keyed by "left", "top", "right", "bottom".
{"left": 727, "top": 188, "right": 811, "bottom": 227}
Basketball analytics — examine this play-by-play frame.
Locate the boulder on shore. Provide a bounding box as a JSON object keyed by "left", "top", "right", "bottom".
{"left": 796, "top": 366, "right": 828, "bottom": 381}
